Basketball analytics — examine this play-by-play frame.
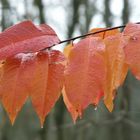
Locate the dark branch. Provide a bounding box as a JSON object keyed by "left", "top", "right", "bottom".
{"left": 41, "top": 22, "right": 140, "bottom": 51}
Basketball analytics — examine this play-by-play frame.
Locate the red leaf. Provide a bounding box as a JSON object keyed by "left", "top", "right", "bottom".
{"left": 0, "top": 50, "right": 65, "bottom": 126}
{"left": 64, "top": 37, "right": 106, "bottom": 122}
{"left": 0, "top": 21, "right": 60, "bottom": 60}
{"left": 123, "top": 23, "right": 140, "bottom": 79}
{"left": 29, "top": 50, "right": 65, "bottom": 126}
{"left": 0, "top": 54, "right": 35, "bottom": 124}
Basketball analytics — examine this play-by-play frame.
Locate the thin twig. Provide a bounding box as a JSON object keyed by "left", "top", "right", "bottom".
{"left": 41, "top": 22, "right": 140, "bottom": 51}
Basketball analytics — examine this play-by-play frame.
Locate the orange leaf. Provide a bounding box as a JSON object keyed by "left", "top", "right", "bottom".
{"left": 0, "top": 20, "right": 60, "bottom": 60}
{"left": 0, "top": 50, "right": 65, "bottom": 126}
{"left": 123, "top": 23, "right": 140, "bottom": 80}
{"left": 0, "top": 54, "right": 35, "bottom": 124}
{"left": 64, "top": 37, "right": 106, "bottom": 122}
{"left": 29, "top": 50, "right": 65, "bottom": 126}
{"left": 103, "top": 34, "right": 128, "bottom": 111}
{"left": 89, "top": 28, "right": 120, "bottom": 39}
{"left": 62, "top": 87, "right": 78, "bottom": 123}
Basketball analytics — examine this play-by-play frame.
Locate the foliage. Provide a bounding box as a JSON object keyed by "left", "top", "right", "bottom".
{"left": 0, "top": 20, "right": 139, "bottom": 127}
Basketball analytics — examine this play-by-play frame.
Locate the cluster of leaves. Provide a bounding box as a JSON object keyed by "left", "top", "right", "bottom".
{"left": 0, "top": 20, "right": 140, "bottom": 127}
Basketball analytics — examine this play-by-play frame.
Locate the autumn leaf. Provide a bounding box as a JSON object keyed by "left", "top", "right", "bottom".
{"left": 29, "top": 50, "right": 65, "bottom": 126}
{"left": 0, "top": 50, "right": 65, "bottom": 126}
{"left": 64, "top": 37, "right": 106, "bottom": 122}
{"left": 62, "top": 87, "right": 79, "bottom": 122}
{"left": 103, "top": 34, "right": 128, "bottom": 111}
{"left": 0, "top": 54, "right": 35, "bottom": 124}
{"left": 90, "top": 28, "right": 127, "bottom": 111}
{"left": 1, "top": 20, "right": 140, "bottom": 126}
{"left": 0, "top": 20, "right": 60, "bottom": 60}
{"left": 123, "top": 23, "right": 140, "bottom": 80}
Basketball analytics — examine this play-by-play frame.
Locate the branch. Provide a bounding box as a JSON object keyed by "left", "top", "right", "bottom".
{"left": 42, "top": 22, "right": 140, "bottom": 51}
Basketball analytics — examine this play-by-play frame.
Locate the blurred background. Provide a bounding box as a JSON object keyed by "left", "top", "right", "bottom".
{"left": 0, "top": 0, "right": 140, "bottom": 140}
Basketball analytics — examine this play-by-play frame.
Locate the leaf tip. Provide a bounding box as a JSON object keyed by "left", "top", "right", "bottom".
{"left": 39, "top": 116, "right": 46, "bottom": 128}
{"left": 8, "top": 113, "right": 17, "bottom": 125}
{"left": 104, "top": 101, "right": 114, "bottom": 112}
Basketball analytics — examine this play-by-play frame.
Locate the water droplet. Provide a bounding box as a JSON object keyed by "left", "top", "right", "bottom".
{"left": 94, "top": 107, "right": 97, "bottom": 111}
{"left": 131, "top": 36, "right": 137, "bottom": 41}
{"left": 41, "top": 126, "right": 44, "bottom": 129}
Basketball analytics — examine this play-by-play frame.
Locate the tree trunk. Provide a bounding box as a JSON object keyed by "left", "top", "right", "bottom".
{"left": 34, "top": 0, "right": 45, "bottom": 24}
{"left": 103, "top": 0, "right": 112, "bottom": 27}
{"left": 122, "top": 0, "right": 130, "bottom": 24}
{"left": 1, "top": 0, "right": 12, "bottom": 30}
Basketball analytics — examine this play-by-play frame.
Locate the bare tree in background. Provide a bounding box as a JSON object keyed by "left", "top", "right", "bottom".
{"left": 103, "top": 0, "right": 113, "bottom": 27}
{"left": 122, "top": 0, "right": 130, "bottom": 24}
{"left": 67, "top": 0, "right": 83, "bottom": 38}
{"left": 34, "top": 0, "right": 45, "bottom": 23}
{"left": 79, "top": 0, "right": 97, "bottom": 34}
{"left": 1, "top": 0, "right": 12, "bottom": 30}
